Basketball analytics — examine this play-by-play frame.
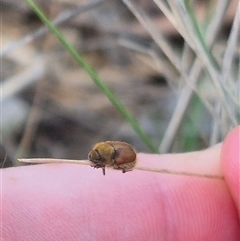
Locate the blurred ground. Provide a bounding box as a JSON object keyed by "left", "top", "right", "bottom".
{"left": 1, "top": 0, "right": 237, "bottom": 167}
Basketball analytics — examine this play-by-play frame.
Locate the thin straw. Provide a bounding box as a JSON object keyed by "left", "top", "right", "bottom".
{"left": 18, "top": 158, "right": 224, "bottom": 180}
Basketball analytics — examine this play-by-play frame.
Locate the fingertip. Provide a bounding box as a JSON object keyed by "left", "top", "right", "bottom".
{"left": 221, "top": 125, "right": 240, "bottom": 217}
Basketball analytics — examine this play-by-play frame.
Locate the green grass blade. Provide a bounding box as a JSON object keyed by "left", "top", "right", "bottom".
{"left": 25, "top": 0, "right": 158, "bottom": 153}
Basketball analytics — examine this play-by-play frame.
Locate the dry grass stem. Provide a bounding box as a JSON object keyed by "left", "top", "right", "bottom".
{"left": 18, "top": 158, "right": 224, "bottom": 180}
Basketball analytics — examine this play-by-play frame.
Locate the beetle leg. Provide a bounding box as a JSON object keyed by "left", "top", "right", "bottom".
{"left": 102, "top": 166, "right": 106, "bottom": 175}
{"left": 122, "top": 169, "right": 133, "bottom": 173}
{"left": 91, "top": 163, "right": 106, "bottom": 175}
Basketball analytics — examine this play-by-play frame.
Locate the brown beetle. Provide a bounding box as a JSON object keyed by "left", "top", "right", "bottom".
{"left": 88, "top": 141, "right": 137, "bottom": 175}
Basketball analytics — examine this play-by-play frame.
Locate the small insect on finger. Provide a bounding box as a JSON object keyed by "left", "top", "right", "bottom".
{"left": 88, "top": 141, "right": 137, "bottom": 175}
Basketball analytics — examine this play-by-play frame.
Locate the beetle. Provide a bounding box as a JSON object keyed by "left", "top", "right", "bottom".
{"left": 88, "top": 141, "right": 137, "bottom": 175}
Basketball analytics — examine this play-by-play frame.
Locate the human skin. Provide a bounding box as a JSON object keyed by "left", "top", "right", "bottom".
{"left": 1, "top": 126, "right": 239, "bottom": 241}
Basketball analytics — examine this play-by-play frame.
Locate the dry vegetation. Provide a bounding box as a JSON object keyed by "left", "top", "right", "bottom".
{"left": 1, "top": 0, "right": 239, "bottom": 167}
